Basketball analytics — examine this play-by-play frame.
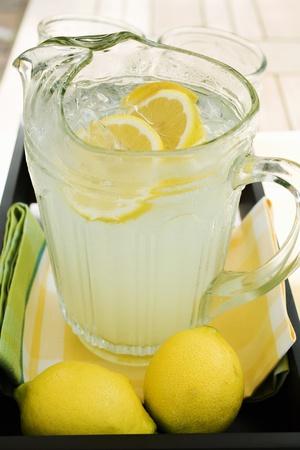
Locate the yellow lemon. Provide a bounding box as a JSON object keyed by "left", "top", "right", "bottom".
{"left": 15, "top": 361, "right": 156, "bottom": 435}
{"left": 144, "top": 326, "right": 244, "bottom": 433}
{"left": 122, "top": 81, "right": 205, "bottom": 149}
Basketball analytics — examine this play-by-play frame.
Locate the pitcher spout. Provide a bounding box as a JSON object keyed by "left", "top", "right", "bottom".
{"left": 13, "top": 31, "right": 143, "bottom": 119}
{"left": 13, "top": 31, "right": 142, "bottom": 94}
{"left": 13, "top": 55, "right": 32, "bottom": 98}
{"left": 13, "top": 44, "right": 92, "bottom": 102}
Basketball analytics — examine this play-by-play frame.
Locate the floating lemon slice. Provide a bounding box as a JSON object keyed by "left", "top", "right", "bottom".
{"left": 68, "top": 115, "right": 164, "bottom": 222}
{"left": 122, "top": 81, "right": 205, "bottom": 150}
{"left": 65, "top": 189, "right": 152, "bottom": 224}
{"left": 83, "top": 113, "right": 164, "bottom": 151}
{"left": 70, "top": 82, "right": 206, "bottom": 222}
{"left": 123, "top": 80, "right": 199, "bottom": 105}
{"left": 69, "top": 114, "right": 163, "bottom": 222}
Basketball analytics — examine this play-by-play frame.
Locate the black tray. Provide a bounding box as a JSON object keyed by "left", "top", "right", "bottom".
{"left": 0, "top": 129, "right": 300, "bottom": 449}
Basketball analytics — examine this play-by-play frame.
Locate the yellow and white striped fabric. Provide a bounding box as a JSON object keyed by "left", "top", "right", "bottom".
{"left": 22, "top": 198, "right": 295, "bottom": 399}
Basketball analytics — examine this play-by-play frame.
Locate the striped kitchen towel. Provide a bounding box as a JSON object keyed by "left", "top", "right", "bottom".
{"left": 0, "top": 199, "right": 296, "bottom": 399}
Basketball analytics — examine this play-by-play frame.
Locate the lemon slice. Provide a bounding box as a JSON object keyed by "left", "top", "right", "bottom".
{"left": 83, "top": 113, "right": 164, "bottom": 151}
{"left": 65, "top": 189, "right": 152, "bottom": 224}
{"left": 69, "top": 115, "right": 163, "bottom": 222}
{"left": 77, "top": 122, "right": 117, "bottom": 149}
{"left": 123, "top": 81, "right": 199, "bottom": 105}
{"left": 122, "top": 82, "right": 205, "bottom": 149}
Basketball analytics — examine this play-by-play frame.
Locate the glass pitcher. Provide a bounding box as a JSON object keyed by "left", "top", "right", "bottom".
{"left": 14, "top": 33, "right": 300, "bottom": 365}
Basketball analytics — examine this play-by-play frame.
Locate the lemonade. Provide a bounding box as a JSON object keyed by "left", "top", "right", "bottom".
{"left": 17, "top": 33, "right": 300, "bottom": 366}
{"left": 27, "top": 77, "right": 244, "bottom": 360}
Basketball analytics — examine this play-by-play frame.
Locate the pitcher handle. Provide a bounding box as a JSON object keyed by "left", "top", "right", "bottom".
{"left": 203, "top": 154, "right": 300, "bottom": 322}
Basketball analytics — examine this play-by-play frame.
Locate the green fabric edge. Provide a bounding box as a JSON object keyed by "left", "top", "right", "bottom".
{"left": 0, "top": 204, "right": 45, "bottom": 395}
{"left": 0, "top": 207, "right": 24, "bottom": 326}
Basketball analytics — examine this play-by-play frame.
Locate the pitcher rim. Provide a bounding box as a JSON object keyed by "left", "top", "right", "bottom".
{"left": 16, "top": 32, "right": 259, "bottom": 157}
{"left": 61, "top": 41, "right": 259, "bottom": 158}
{"left": 62, "top": 37, "right": 259, "bottom": 157}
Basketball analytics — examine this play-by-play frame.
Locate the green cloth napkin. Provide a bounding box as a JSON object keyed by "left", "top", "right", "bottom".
{"left": 0, "top": 203, "right": 44, "bottom": 394}
{"left": 0, "top": 202, "right": 291, "bottom": 400}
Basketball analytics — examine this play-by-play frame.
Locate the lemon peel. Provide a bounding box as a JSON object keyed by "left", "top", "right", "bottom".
{"left": 144, "top": 326, "right": 244, "bottom": 433}
{"left": 15, "top": 361, "right": 156, "bottom": 435}
{"left": 122, "top": 81, "right": 205, "bottom": 149}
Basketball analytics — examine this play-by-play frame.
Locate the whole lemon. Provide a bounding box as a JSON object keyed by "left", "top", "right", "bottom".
{"left": 15, "top": 361, "right": 156, "bottom": 435}
{"left": 144, "top": 326, "right": 244, "bottom": 433}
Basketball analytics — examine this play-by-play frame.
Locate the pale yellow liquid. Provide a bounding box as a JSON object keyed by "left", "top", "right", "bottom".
{"left": 39, "top": 175, "right": 237, "bottom": 353}
{"left": 28, "top": 79, "right": 241, "bottom": 359}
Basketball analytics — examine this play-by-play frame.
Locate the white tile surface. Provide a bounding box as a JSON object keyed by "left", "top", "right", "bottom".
{"left": 259, "top": 74, "right": 290, "bottom": 131}
{"left": 279, "top": 75, "right": 300, "bottom": 129}
{"left": 260, "top": 41, "right": 300, "bottom": 73}
{"left": 152, "top": 0, "right": 202, "bottom": 36}
{"left": 230, "top": 0, "right": 264, "bottom": 39}
{"left": 203, "top": 0, "right": 233, "bottom": 31}
{"left": 256, "top": 0, "right": 300, "bottom": 38}
{"left": 96, "top": 0, "right": 126, "bottom": 19}
{"left": 125, "top": 0, "right": 153, "bottom": 37}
